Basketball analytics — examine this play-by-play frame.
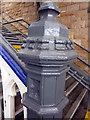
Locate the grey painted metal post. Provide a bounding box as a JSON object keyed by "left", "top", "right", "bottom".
{"left": 18, "top": 1, "right": 77, "bottom": 119}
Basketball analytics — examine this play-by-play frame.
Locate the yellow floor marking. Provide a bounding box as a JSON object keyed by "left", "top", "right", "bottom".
{"left": 12, "top": 45, "right": 21, "bottom": 50}
{"left": 85, "top": 111, "right": 90, "bottom": 120}
{"left": 0, "top": 25, "right": 3, "bottom": 27}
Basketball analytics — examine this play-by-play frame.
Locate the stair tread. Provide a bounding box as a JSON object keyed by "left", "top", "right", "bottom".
{"left": 65, "top": 81, "right": 79, "bottom": 96}
{"left": 5, "top": 37, "right": 19, "bottom": 40}
{"left": 15, "top": 107, "right": 23, "bottom": 116}
{"left": 2, "top": 32, "right": 21, "bottom": 35}
{"left": 7, "top": 39, "right": 21, "bottom": 42}
{"left": 64, "top": 88, "right": 87, "bottom": 118}
{"left": 10, "top": 42, "right": 23, "bottom": 45}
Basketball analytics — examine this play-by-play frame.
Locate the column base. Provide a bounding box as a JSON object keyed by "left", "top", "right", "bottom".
{"left": 23, "top": 93, "right": 68, "bottom": 118}
{"left": 27, "top": 109, "right": 62, "bottom": 119}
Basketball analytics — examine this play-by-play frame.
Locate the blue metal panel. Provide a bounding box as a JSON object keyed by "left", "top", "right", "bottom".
{"left": 0, "top": 45, "right": 27, "bottom": 86}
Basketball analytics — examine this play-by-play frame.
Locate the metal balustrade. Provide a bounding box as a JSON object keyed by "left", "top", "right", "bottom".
{"left": 0, "top": 34, "right": 26, "bottom": 86}
{"left": 2, "top": 10, "right": 90, "bottom": 67}
{"left": 0, "top": 9, "right": 89, "bottom": 119}
{"left": 1, "top": 10, "right": 90, "bottom": 89}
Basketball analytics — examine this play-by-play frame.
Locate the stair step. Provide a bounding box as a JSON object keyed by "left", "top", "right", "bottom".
{"left": 5, "top": 37, "right": 19, "bottom": 40}
{"left": 64, "top": 88, "right": 87, "bottom": 119}
{"left": 7, "top": 39, "right": 21, "bottom": 43}
{"left": 2, "top": 33, "right": 21, "bottom": 37}
{"left": 10, "top": 42, "right": 23, "bottom": 45}
{"left": 1, "top": 31, "right": 11, "bottom": 34}
{"left": 66, "top": 71, "right": 77, "bottom": 81}
{"left": 66, "top": 75, "right": 71, "bottom": 81}
{"left": 2, "top": 107, "right": 23, "bottom": 117}
{"left": 15, "top": 107, "right": 23, "bottom": 116}
{"left": 65, "top": 81, "right": 79, "bottom": 96}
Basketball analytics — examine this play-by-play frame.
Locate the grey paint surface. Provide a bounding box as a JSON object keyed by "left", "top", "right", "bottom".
{"left": 18, "top": 1, "right": 78, "bottom": 118}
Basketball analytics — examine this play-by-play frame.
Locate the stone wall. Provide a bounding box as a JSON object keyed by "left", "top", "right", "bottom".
{"left": 2, "top": 2, "right": 88, "bottom": 46}
{"left": 2, "top": 2, "right": 38, "bottom": 35}
{"left": 56, "top": 2, "right": 88, "bottom": 50}
{"left": 56, "top": 2, "right": 89, "bottom": 73}
{"left": 2, "top": 2, "right": 38, "bottom": 23}
{"left": 0, "top": 1, "right": 1, "bottom": 21}
{"left": 1, "top": 2, "right": 89, "bottom": 73}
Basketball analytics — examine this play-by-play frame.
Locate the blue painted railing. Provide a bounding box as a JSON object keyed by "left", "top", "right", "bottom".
{"left": 0, "top": 45, "right": 27, "bottom": 86}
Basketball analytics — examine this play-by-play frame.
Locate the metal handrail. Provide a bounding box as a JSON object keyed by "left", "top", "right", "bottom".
{"left": 2, "top": 11, "right": 89, "bottom": 67}
{"left": 69, "top": 69, "right": 90, "bottom": 86}
{"left": 71, "top": 41, "right": 90, "bottom": 66}
{"left": 68, "top": 71, "right": 90, "bottom": 91}
{"left": 2, "top": 17, "right": 27, "bottom": 38}
{"left": 2, "top": 20, "right": 90, "bottom": 66}
{"left": 2, "top": 10, "right": 30, "bottom": 27}
{"left": 2, "top": 10, "right": 89, "bottom": 53}
{"left": 2, "top": 19, "right": 30, "bottom": 26}
{"left": 77, "top": 57, "right": 90, "bottom": 67}
{"left": 73, "top": 41, "right": 90, "bottom": 53}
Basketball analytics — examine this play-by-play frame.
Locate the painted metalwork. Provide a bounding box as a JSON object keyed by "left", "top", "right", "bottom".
{"left": 2, "top": 17, "right": 27, "bottom": 38}
{"left": 77, "top": 57, "right": 90, "bottom": 67}
{"left": 73, "top": 41, "right": 90, "bottom": 53}
{"left": 0, "top": 3, "right": 89, "bottom": 118}
{"left": 2, "top": 19, "right": 30, "bottom": 26}
{"left": 0, "top": 45, "right": 26, "bottom": 86}
{"left": 69, "top": 69, "right": 90, "bottom": 87}
{"left": 2, "top": 10, "right": 30, "bottom": 27}
{"left": 0, "top": 34, "right": 26, "bottom": 86}
{"left": 18, "top": 1, "right": 77, "bottom": 118}
{"left": 68, "top": 71, "right": 90, "bottom": 91}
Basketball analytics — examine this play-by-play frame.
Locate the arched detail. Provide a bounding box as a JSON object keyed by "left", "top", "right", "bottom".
{"left": 0, "top": 53, "right": 27, "bottom": 118}
{"left": 6, "top": 79, "right": 16, "bottom": 97}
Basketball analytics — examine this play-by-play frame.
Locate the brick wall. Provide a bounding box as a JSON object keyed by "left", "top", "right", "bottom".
{"left": 1, "top": 2, "right": 89, "bottom": 73}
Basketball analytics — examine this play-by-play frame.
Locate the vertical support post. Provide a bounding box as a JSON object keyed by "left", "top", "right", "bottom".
{"left": 23, "top": 106, "right": 27, "bottom": 119}
{"left": 1, "top": 66, "right": 16, "bottom": 118}
{"left": 0, "top": 56, "right": 27, "bottom": 119}
{"left": 4, "top": 96, "right": 15, "bottom": 118}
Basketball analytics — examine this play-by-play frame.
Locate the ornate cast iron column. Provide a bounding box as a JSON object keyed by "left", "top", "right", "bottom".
{"left": 18, "top": 1, "right": 77, "bottom": 119}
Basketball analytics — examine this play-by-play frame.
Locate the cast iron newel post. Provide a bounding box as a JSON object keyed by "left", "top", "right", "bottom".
{"left": 18, "top": 1, "right": 77, "bottom": 119}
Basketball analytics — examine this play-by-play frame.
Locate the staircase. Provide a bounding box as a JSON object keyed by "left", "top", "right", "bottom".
{"left": 0, "top": 24, "right": 27, "bottom": 118}
{"left": 1, "top": 26, "right": 23, "bottom": 51}
{"left": 64, "top": 64, "right": 89, "bottom": 118}
{"left": 0, "top": 11, "right": 90, "bottom": 119}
